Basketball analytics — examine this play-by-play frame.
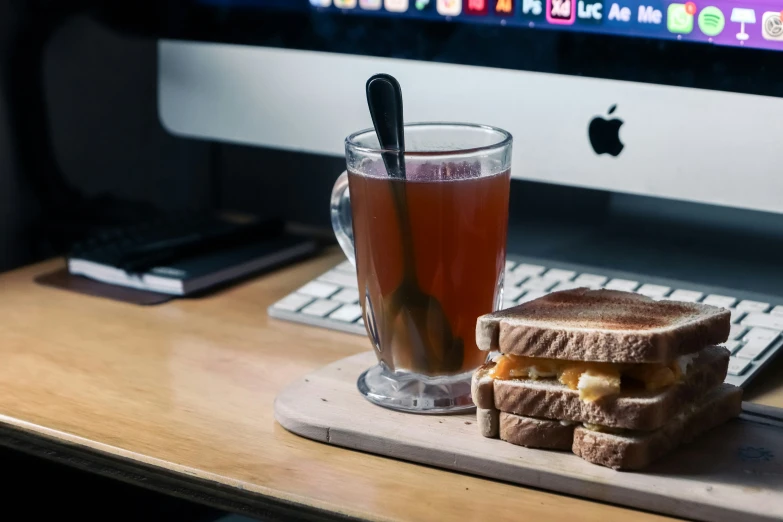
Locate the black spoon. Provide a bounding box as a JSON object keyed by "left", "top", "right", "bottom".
{"left": 365, "top": 74, "right": 463, "bottom": 374}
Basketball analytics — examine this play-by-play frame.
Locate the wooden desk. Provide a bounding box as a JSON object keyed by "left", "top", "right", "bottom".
{"left": 0, "top": 252, "right": 781, "bottom": 521}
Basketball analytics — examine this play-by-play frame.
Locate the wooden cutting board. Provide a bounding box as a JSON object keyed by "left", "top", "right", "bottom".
{"left": 275, "top": 352, "right": 783, "bottom": 522}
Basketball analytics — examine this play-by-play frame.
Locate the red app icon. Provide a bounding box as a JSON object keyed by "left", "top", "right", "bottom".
{"left": 465, "top": 0, "right": 489, "bottom": 15}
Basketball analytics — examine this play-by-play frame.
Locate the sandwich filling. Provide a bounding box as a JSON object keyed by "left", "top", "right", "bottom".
{"left": 489, "top": 352, "right": 698, "bottom": 401}
{"left": 581, "top": 423, "right": 631, "bottom": 435}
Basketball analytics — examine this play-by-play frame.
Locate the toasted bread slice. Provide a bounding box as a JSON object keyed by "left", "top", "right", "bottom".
{"left": 471, "top": 362, "right": 496, "bottom": 409}
{"left": 573, "top": 384, "right": 742, "bottom": 470}
{"left": 477, "top": 288, "right": 730, "bottom": 363}
{"left": 476, "top": 407, "right": 499, "bottom": 437}
{"left": 493, "top": 345, "right": 729, "bottom": 430}
{"left": 499, "top": 413, "right": 576, "bottom": 450}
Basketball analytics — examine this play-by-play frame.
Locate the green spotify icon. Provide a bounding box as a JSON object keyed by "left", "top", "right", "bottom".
{"left": 698, "top": 6, "right": 725, "bottom": 37}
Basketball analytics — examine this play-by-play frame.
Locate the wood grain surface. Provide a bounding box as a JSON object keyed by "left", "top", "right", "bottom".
{"left": 0, "top": 250, "right": 781, "bottom": 521}
{"left": 276, "top": 352, "right": 783, "bottom": 522}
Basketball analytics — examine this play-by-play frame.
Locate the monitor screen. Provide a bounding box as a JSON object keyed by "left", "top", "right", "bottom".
{"left": 198, "top": 0, "right": 783, "bottom": 53}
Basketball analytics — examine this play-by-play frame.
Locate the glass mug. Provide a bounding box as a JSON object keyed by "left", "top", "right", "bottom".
{"left": 331, "top": 123, "right": 512, "bottom": 413}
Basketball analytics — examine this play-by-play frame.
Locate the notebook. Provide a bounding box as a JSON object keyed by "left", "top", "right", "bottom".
{"left": 67, "top": 215, "right": 318, "bottom": 295}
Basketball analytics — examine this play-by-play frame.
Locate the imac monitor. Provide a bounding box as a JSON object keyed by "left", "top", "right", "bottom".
{"left": 155, "top": 0, "right": 783, "bottom": 214}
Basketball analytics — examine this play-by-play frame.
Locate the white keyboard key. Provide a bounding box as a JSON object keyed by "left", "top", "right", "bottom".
{"left": 771, "top": 305, "right": 783, "bottom": 317}
{"left": 518, "top": 291, "right": 548, "bottom": 304}
{"left": 728, "top": 325, "right": 747, "bottom": 340}
{"left": 504, "top": 287, "right": 527, "bottom": 302}
{"left": 729, "top": 308, "right": 746, "bottom": 324}
{"left": 506, "top": 271, "right": 529, "bottom": 287}
{"left": 298, "top": 281, "right": 340, "bottom": 299}
{"left": 318, "top": 270, "right": 358, "bottom": 288}
{"left": 502, "top": 299, "right": 518, "bottom": 310}
{"left": 331, "top": 288, "right": 359, "bottom": 304}
{"left": 551, "top": 281, "right": 582, "bottom": 292}
{"left": 513, "top": 264, "right": 546, "bottom": 277}
{"left": 727, "top": 357, "right": 752, "bottom": 376}
{"left": 520, "top": 278, "right": 557, "bottom": 292}
{"left": 744, "top": 327, "right": 779, "bottom": 343}
{"left": 541, "top": 269, "right": 576, "bottom": 281}
{"left": 741, "top": 313, "right": 783, "bottom": 332}
{"left": 604, "top": 278, "right": 639, "bottom": 291}
{"left": 334, "top": 261, "right": 355, "bottom": 273}
{"left": 357, "top": 317, "right": 365, "bottom": 327}
{"left": 574, "top": 274, "right": 608, "bottom": 287}
{"left": 702, "top": 294, "right": 737, "bottom": 308}
{"left": 273, "top": 293, "right": 313, "bottom": 312}
{"left": 505, "top": 260, "right": 516, "bottom": 271}
{"left": 668, "top": 289, "right": 704, "bottom": 303}
{"left": 300, "top": 299, "right": 342, "bottom": 317}
{"left": 736, "top": 336, "right": 777, "bottom": 360}
{"left": 736, "top": 300, "right": 771, "bottom": 313}
{"left": 329, "top": 304, "right": 363, "bottom": 323}
{"left": 722, "top": 340, "right": 742, "bottom": 354}
{"left": 637, "top": 284, "right": 671, "bottom": 298}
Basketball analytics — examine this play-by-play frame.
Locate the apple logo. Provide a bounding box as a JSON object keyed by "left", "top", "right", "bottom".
{"left": 588, "top": 104, "right": 624, "bottom": 157}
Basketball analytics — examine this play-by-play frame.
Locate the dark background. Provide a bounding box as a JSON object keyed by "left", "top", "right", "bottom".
{"left": 1, "top": 445, "right": 227, "bottom": 520}
{"left": 0, "top": 1, "right": 347, "bottom": 272}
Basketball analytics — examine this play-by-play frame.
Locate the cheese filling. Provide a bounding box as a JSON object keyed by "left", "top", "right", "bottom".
{"left": 489, "top": 353, "right": 697, "bottom": 402}
{"left": 581, "top": 423, "right": 631, "bottom": 435}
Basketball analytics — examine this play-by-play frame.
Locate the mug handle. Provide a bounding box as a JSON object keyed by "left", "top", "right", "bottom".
{"left": 330, "top": 171, "right": 355, "bottom": 266}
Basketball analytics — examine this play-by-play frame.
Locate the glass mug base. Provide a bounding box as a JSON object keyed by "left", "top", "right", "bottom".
{"left": 357, "top": 363, "right": 477, "bottom": 414}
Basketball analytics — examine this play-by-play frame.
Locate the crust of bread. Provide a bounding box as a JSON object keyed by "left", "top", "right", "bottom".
{"left": 476, "top": 407, "right": 499, "bottom": 438}
{"left": 492, "top": 345, "right": 729, "bottom": 430}
{"left": 471, "top": 363, "right": 496, "bottom": 409}
{"left": 477, "top": 289, "right": 730, "bottom": 363}
{"left": 499, "top": 413, "right": 576, "bottom": 450}
{"left": 572, "top": 384, "right": 742, "bottom": 470}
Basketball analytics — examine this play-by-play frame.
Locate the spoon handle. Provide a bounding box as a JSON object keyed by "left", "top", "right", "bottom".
{"left": 366, "top": 74, "right": 416, "bottom": 277}
{"left": 366, "top": 74, "right": 406, "bottom": 180}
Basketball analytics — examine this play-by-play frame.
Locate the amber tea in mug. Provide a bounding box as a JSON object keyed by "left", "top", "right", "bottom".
{"left": 331, "top": 123, "right": 512, "bottom": 413}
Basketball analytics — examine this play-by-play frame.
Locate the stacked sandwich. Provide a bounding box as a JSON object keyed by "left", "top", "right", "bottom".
{"left": 471, "top": 288, "right": 742, "bottom": 470}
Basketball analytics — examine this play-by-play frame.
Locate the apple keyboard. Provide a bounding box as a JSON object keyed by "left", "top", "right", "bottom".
{"left": 268, "top": 254, "right": 783, "bottom": 388}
